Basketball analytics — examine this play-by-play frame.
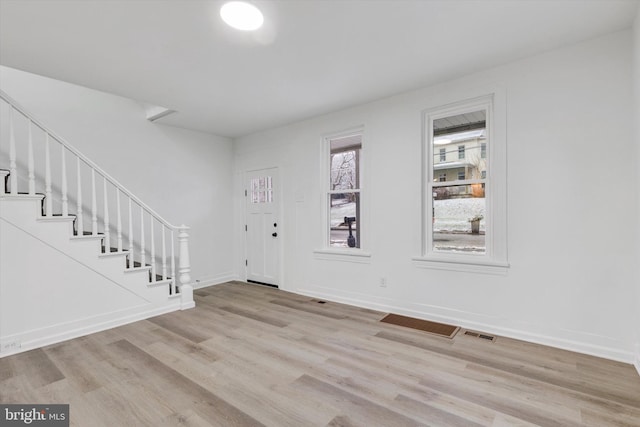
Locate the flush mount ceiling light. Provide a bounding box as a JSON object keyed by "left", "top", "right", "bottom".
{"left": 220, "top": 1, "right": 264, "bottom": 31}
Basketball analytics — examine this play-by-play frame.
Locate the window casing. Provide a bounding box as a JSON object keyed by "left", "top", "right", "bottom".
{"left": 418, "top": 92, "right": 508, "bottom": 274}
{"left": 325, "top": 131, "right": 363, "bottom": 249}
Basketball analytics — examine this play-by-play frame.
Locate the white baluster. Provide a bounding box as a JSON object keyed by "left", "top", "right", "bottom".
{"left": 178, "top": 225, "right": 191, "bottom": 285}
{"left": 150, "top": 218, "right": 156, "bottom": 281}
{"left": 161, "top": 227, "right": 167, "bottom": 280}
{"left": 91, "top": 169, "right": 97, "bottom": 234}
{"left": 140, "top": 209, "right": 146, "bottom": 267}
{"left": 103, "top": 177, "right": 110, "bottom": 252}
{"left": 27, "top": 121, "right": 35, "bottom": 195}
{"left": 178, "top": 225, "right": 194, "bottom": 309}
{"left": 128, "top": 198, "right": 134, "bottom": 267}
{"left": 45, "top": 134, "right": 53, "bottom": 216}
{"left": 61, "top": 145, "right": 68, "bottom": 216}
{"left": 171, "top": 230, "right": 176, "bottom": 295}
{"left": 8, "top": 107, "right": 17, "bottom": 195}
{"left": 116, "top": 189, "right": 123, "bottom": 252}
{"left": 76, "top": 158, "right": 84, "bottom": 235}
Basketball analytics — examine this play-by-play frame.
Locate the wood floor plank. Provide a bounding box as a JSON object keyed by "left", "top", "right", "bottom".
{"left": 417, "top": 372, "right": 586, "bottom": 427}
{"left": 2, "top": 281, "right": 639, "bottom": 427}
{"left": 147, "top": 312, "right": 214, "bottom": 343}
{"left": 393, "top": 394, "right": 486, "bottom": 427}
{"left": 326, "top": 415, "right": 358, "bottom": 427}
{"left": 269, "top": 298, "right": 348, "bottom": 319}
{"left": 217, "top": 305, "right": 290, "bottom": 328}
{"left": 106, "top": 339, "right": 265, "bottom": 426}
{"left": 0, "top": 374, "right": 41, "bottom": 403}
{"left": 375, "top": 329, "right": 640, "bottom": 409}
{"left": 292, "top": 374, "right": 423, "bottom": 426}
{"left": 3, "top": 347, "right": 65, "bottom": 389}
{"left": 43, "top": 340, "right": 103, "bottom": 393}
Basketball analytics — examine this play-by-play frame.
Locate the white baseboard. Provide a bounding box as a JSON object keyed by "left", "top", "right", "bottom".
{"left": 0, "top": 301, "right": 181, "bottom": 358}
{"left": 192, "top": 272, "right": 238, "bottom": 289}
{"left": 295, "top": 285, "right": 635, "bottom": 365}
{"left": 634, "top": 344, "right": 640, "bottom": 377}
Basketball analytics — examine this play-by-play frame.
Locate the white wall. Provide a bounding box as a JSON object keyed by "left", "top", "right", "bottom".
{"left": 0, "top": 66, "right": 235, "bottom": 286}
{"left": 633, "top": 5, "right": 640, "bottom": 374}
{"left": 0, "top": 211, "right": 179, "bottom": 355}
{"left": 234, "top": 30, "right": 637, "bottom": 362}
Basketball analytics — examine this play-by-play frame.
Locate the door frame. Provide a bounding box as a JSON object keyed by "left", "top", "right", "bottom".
{"left": 243, "top": 166, "right": 283, "bottom": 287}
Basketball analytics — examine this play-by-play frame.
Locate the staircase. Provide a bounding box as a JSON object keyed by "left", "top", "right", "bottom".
{"left": 0, "top": 89, "right": 194, "bottom": 357}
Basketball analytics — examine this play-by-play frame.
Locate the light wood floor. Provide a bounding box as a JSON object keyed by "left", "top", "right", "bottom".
{"left": 1, "top": 281, "right": 640, "bottom": 426}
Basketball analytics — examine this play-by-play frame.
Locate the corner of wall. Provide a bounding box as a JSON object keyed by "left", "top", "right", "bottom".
{"left": 635, "top": 2, "right": 640, "bottom": 377}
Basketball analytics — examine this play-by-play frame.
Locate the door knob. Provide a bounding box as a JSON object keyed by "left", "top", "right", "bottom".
{"left": 272, "top": 232, "right": 278, "bottom": 237}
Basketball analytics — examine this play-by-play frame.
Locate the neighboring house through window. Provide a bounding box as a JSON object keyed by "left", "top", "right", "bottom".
{"left": 418, "top": 92, "right": 508, "bottom": 274}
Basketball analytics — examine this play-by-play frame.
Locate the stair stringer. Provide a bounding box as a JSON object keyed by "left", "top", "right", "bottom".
{"left": 0, "top": 196, "right": 171, "bottom": 302}
{"left": 0, "top": 195, "right": 181, "bottom": 357}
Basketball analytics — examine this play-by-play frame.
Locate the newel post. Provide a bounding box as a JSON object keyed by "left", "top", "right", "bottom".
{"left": 178, "top": 225, "right": 195, "bottom": 309}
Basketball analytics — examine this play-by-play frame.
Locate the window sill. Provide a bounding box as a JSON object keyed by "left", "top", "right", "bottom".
{"left": 313, "top": 249, "right": 372, "bottom": 264}
{"left": 412, "top": 256, "right": 509, "bottom": 275}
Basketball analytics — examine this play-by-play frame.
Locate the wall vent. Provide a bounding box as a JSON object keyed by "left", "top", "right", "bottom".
{"left": 463, "top": 330, "right": 496, "bottom": 342}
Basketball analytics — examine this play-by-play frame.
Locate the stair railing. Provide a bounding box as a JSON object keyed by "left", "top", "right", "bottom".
{"left": 0, "top": 89, "right": 193, "bottom": 308}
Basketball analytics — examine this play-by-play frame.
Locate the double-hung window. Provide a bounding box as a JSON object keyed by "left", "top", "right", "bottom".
{"left": 418, "top": 93, "right": 508, "bottom": 273}
{"left": 326, "top": 131, "right": 362, "bottom": 249}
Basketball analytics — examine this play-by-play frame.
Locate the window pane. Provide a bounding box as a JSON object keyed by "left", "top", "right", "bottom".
{"left": 329, "top": 192, "right": 360, "bottom": 248}
{"left": 250, "top": 175, "right": 273, "bottom": 204}
{"left": 330, "top": 134, "right": 361, "bottom": 191}
{"left": 330, "top": 150, "right": 357, "bottom": 190}
{"left": 433, "top": 110, "right": 488, "bottom": 183}
{"left": 433, "top": 184, "right": 485, "bottom": 253}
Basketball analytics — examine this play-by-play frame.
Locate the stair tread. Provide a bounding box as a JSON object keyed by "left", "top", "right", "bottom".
{"left": 72, "top": 234, "right": 104, "bottom": 239}
{"left": 1, "top": 193, "right": 45, "bottom": 198}
{"left": 38, "top": 215, "right": 76, "bottom": 221}
{"left": 101, "top": 246, "right": 126, "bottom": 253}
{"left": 1, "top": 167, "right": 181, "bottom": 301}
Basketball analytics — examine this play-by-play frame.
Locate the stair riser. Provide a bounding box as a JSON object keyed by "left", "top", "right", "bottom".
{"left": 1, "top": 197, "right": 168, "bottom": 302}
{"left": 0, "top": 197, "right": 44, "bottom": 217}
{"left": 0, "top": 171, "right": 9, "bottom": 194}
{"left": 1, "top": 217, "right": 74, "bottom": 248}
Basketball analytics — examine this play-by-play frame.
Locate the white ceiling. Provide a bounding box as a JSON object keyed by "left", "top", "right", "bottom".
{"left": 0, "top": 0, "right": 638, "bottom": 138}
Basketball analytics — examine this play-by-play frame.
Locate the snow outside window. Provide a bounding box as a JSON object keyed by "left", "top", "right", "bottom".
{"left": 327, "top": 132, "right": 362, "bottom": 249}
{"left": 418, "top": 93, "right": 508, "bottom": 274}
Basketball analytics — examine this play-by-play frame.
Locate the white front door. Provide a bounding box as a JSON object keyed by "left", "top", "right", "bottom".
{"left": 245, "top": 168, "right": 280, "bottom": 287}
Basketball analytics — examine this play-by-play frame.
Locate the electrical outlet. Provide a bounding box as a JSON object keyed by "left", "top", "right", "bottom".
{"left": 2, "top": 340, "right": 21, "bottom": 351}
{"left": 379, "top": 277, "right": 387, "bottom": 287}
